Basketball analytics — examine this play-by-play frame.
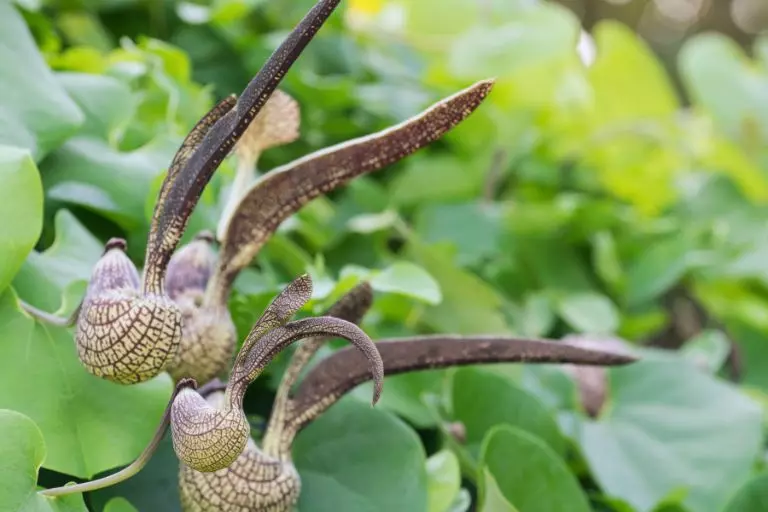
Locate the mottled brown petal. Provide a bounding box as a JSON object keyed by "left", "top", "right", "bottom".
{"left": 143, "top": 97, "right": 236, "bottom": 294}
{"left": 206, "top": 79, "right": 495, "bottom": 307}
{"left": 142, "top": 0, "right": 344, "bottom": 294}
{"left": 262, "top": 281, "right": 373, "bottom": 457}
{"left": 235, "top": 274, "right": 313, "bottom": 360}
{"left": 288, "top": 335, "right": 637, "bottom": 433}
{"left": 228, "top": 317, "right": 384, "bottom": 410}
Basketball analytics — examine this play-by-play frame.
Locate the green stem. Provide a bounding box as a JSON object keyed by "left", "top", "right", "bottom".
{"left": 19, "top": 299, "right": 80, "bottom": 328}
{"left": 38, "top": 379, "right": 196, "bottom": 497}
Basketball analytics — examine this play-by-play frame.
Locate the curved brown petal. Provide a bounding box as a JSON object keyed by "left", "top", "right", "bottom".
{"left": 287, "top": 335, "right": 637, "bottom": 434}
{"left": 228, "top": 317, "right": 384, "bottom": 410}
{"left": 235, "top": 274, "right": 313, "bottom": 362}
{"left": 263, "top": 282, "right": 373, "bottom": 457}
{"left": 141, "top": 0, "right": 344, "bottom": 294}
{"left": 205, "top": 79, "right": 495, "bottom": 307}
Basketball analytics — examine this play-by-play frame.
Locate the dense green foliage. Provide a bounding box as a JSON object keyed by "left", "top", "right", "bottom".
{"left": 1, "top": 0, "right": 768, "bottom": 510}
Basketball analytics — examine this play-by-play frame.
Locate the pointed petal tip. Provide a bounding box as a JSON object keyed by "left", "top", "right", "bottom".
{"left": 371, "top": 377, "right": 383, "bottom": 407}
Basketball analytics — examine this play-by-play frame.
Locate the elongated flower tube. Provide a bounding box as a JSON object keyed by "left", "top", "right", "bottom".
{"left": 20, "top": 0, "right": 345, "bottom": 384}
{"left": 162, "top": 79, "right": 494, "bottom": 385}
{"left": 169, "top": 274, "right": 384, "bottom": 473}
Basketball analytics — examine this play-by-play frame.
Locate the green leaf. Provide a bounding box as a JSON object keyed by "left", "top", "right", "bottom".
{"left": 0, "top": 145, "right": 43, "bottom": 295}
{"left": 446, "top": 3, "right": 579, "bottom": 103}
{"left": 516, "top": 293, "right": 555, "bottom": 337}
{"left": 90, "top": 434, "right": 180, "bottom": 512}
{"left": 723, "top": 473, "right": 768, "bottom": 512}
{"left": 679, "top": 34, "right": 768, "bottom": 145}
{"left": 0, "top": 291, "right": 172, "bottom": 478}
{"left": 57, "top": 73, "right": 136, "bottom": 141}
{"left": 556, "top": 291, "right": 619, "bottom": 334}
{"left": 592, "top": 231, "right": 623, "bottom": 289}
{"left": 680, "top": 330, "right": 730, "bottom": 374}
{"left": 479, "top": 426, "right": 591, "bottom": 512}
{"left": 451, "top": 368, "right": 565, "bottom": 463}
{"left": 588, "top": 21, "right": 678, "bottom": 125}
{"left": 0, "top": 2, "right": 83, "bottom": 160}
{"left": 406, "top": 241, "right": 510, "bottom": 334}
{"left": 725, "top": 322, "right": 768, "bottom": 392}
{"left": 577, "top": 357, "right": 762, "bottom": 512}
{"left": 371, "top": 261, "right": 442, "bottom": 305}
{"left": 356, "top": 371, "right": 445, "bottom": 428}
{"left": 13, "top": 210, "right": 102, "bottom": 312}
{"left": 416, "top": 202, "right": 502, "bottom": 267}
{"left": 426, "top": 450, "right": 461, "bottom": 512}
{"left": 390, "top": 156, "right": 481, "bottom": 207}
{"left": 479, "top": 468, "right": 520, "bottom": 512}
{"left": 582, "top": 21, "right": 681, "bottom": 214}
{"left": 294, "top": 398, "right": 428, "bottom": 511}
{"left": 41, "top": 136, "right": 178, "bottom": 231}
{"left": 625, "top": 236, "right": 692, "bottom": 307}
{"left": 103, "top": 497, "right": 139, "bottom": 512}
{"left": 0, "top": 409, "right": 87, "bottom": 511}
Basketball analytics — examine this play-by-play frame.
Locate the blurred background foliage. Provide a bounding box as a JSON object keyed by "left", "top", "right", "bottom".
{"left": 2, "top": 0, "right": 768, "bottom": 511}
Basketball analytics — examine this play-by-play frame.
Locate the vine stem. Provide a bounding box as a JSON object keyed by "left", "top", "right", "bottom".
{"left": 39, "top": 379, "right": 196, "bottom": 498}
{"left": 19, "top": 299, "right": 80, "bottom": 328}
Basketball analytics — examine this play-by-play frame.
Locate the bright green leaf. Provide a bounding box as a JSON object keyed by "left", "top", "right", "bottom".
{"left": 557, "top": 291, "right": 619, "bottom": 334}
{"left": 0, "top": 291, "right": 172, "bottom": 478}
{"left": 407, "top": 242, "right": 509, "bottom": 334}
{"left": 294, "top": 398, "right": 428, "bottom": 511}
{"left": 0, "top": 409, "right": 87, "bottom": 511}
{"left": 625, "top": 236, "right": 692, "bottom": 307}
{"left": 371, "top": 261, "right": 442, "bottom": 305}
{"left": 13, "top": 210, "right": 102, "bottom": 312}
{"left": 0, "top": 1, "right": 83, "bottom": 159}
{"left": 451, "top": 368, "right": 565, "bottom": 463}
{"left": 723, "top": 473, "right": 768, "bottom": 512}
{"left": 41, "top": 136, "right": 178, "bottom": 230}
{"left": 0, "top": 145, "right": 43, "bottom": 295}
{"left": 90, "top": 435, "right": 180, "bottom": 512}
{"left": 57, "top": 73, "right": 136, "bottom": 142}
{"left": 480, "top": 468, "right": 519, "bottom": 512}
{"left": 578, "top": 358, "right": 762, "bottom": 512}
{"left": 103, "top": 497, "right": 139, "bottom": 512}
{"left": 479, "top": 426, "right": 591, "bottom": 512}
{"left": 426, "top": 450, "right": 461, "bottom": 512}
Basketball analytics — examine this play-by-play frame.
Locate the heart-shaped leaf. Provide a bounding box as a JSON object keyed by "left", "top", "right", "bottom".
{"left": 294, "top": 397, "right": 428, "bottom": 511}
{"left": 479, "top": 468, "right": 519, "bottom": 512}
{"left": 0, "top": 2, "right": 82, "bottom": 160}
{"left": 451, "top": 368, "right": 565, "bottom": 464}
{"left": 426, "top": 450, "right": 461, "bottom": 512}
{"left": 577, "top": 356, "right": 762, "bottom": 512}
{"left": 723, "top": 473, "right": 768, "bottom": 512}
{"left": 479, "top": 425, "right": 591, "bottom": 512}
{"left": 0, "top": 145, "right": 43, "bottom": 295}
{"left": 0, "top": 409, "right": 87, "bottom": 511}
{"left": 0, "top": 291, "right": 172, "bottom": 478}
